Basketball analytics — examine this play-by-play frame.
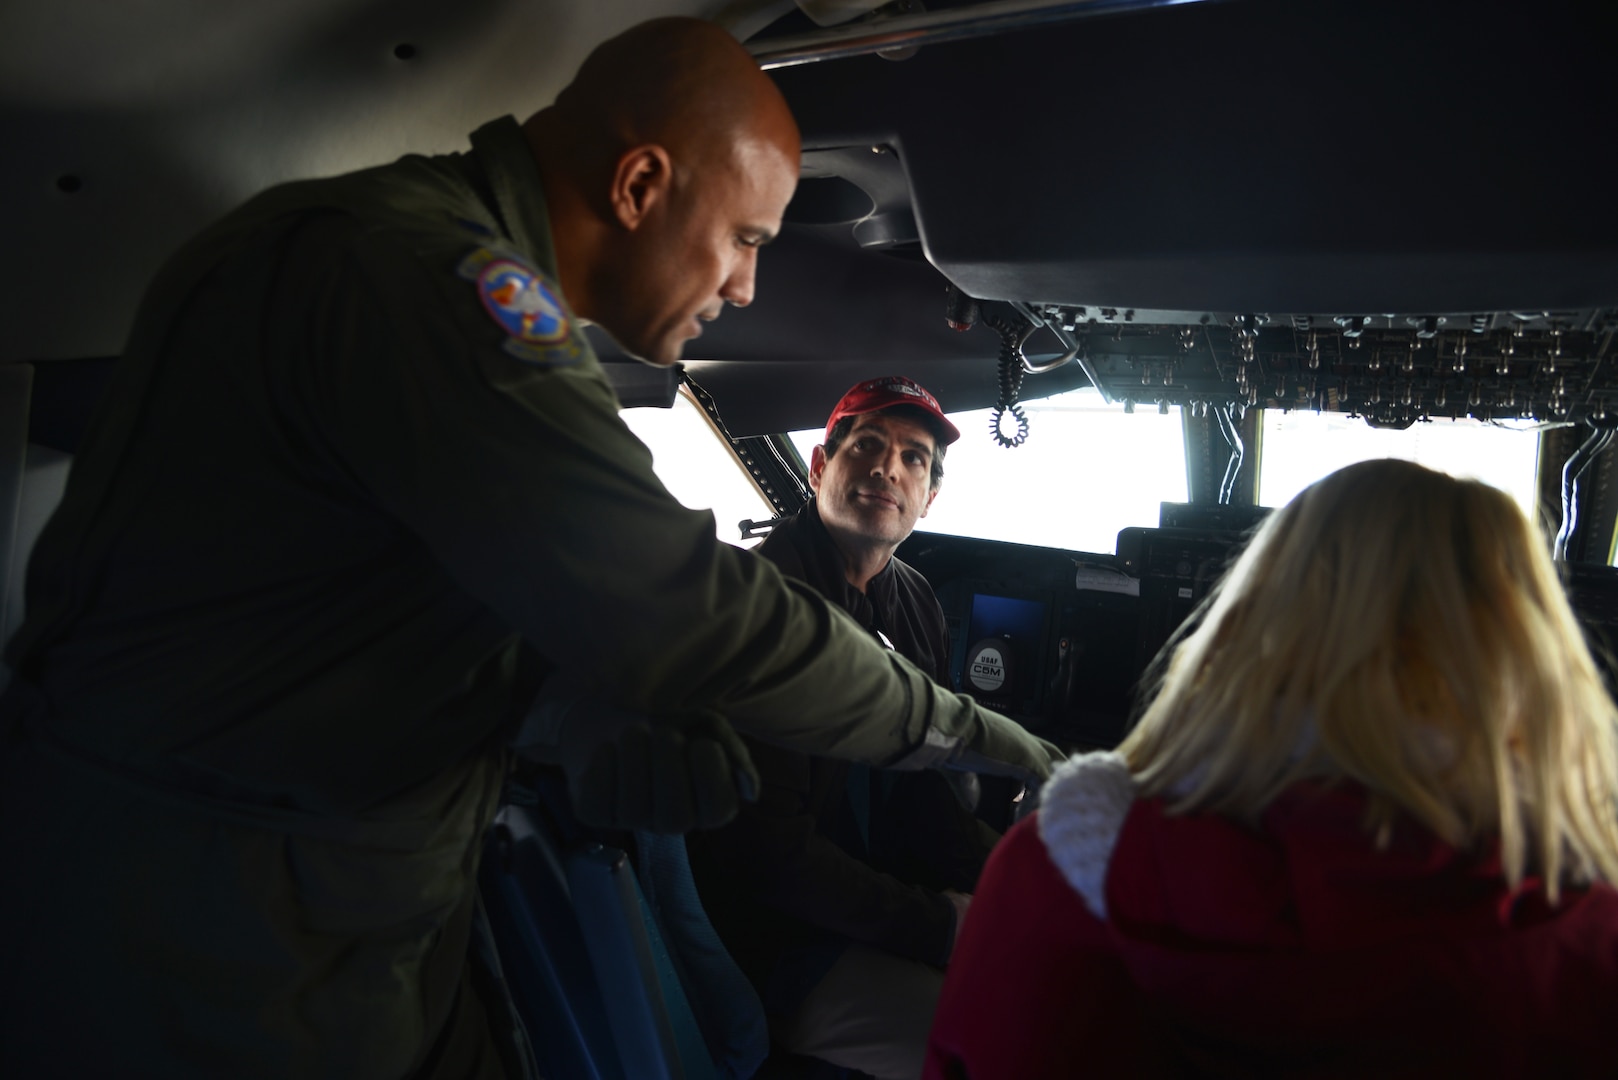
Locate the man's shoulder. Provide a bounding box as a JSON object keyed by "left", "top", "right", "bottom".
{"left": 335, "top": 152, "right": 498, "bottom": 239}
{"left": 754, "top": 507, "right": 815, "bottom": 577}
{"left": 211, "top": 146, "right": 498, "bottom": 268}
{"left": 221, "top": 155, "right": 565, "bottom": 316}
{"left": 160, "top": 150, "right": 596, "bottom": 382}
{"left": 886, "top": 553, "right": 931, "bottom": 588}
{"left": 886, "top": 554, "right": 944, "bottom": 609}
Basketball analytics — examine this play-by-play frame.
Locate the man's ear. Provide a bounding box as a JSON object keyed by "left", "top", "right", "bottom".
{"left": 609, "top": 144, "right": 674, "bottom": 231}
{"left": 808, "top": 445, "right": 828, "bottom": 494}
{"left": 920, "top": 485, "right": 940, "bottom": 519}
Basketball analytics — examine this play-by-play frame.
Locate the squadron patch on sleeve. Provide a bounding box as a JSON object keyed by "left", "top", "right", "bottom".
{"left": 456, "top": 248, "right": 584, "bottom": 367}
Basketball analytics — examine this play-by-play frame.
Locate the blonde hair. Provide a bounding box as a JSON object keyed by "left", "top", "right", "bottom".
{"left": 1119, "top": 458, "right": 1618, "bottom": 900}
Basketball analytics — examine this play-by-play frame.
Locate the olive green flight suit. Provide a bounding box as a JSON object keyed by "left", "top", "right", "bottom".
{"left": 0, "top": 117, "right": 1048, "bottom": 1078}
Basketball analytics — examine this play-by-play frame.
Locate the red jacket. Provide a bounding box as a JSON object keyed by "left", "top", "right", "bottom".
{"left": 925, "top": 754, "right": 1618, "bottom": 1079}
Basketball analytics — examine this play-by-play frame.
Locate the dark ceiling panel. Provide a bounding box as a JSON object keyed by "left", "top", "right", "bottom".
{"left": 588, "top": 222, "right": 1095, "bottom": 433}
{"left": 593, "top": 223, "right": 989, "bottom": 368}
{"left": 769, "top": 0, "right": 1618, "bottom": 314}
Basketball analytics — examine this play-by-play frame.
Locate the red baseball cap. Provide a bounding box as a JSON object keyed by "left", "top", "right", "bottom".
{"left": 823, "top": 375, "right": 961, "bottom": 446}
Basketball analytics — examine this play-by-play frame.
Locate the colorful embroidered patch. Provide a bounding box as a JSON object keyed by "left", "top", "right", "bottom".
{"left": 474, "top": 257, "right": 571, "bottom": 346}
{"left": 455, "top": 248, "right": 583, "bottom": 369}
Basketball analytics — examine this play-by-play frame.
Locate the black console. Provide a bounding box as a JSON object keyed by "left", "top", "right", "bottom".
{"left": 901, "top": 505, "right": 1618, "bottom": 755}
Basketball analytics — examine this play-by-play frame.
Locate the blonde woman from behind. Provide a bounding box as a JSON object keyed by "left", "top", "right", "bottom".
{"left": 925, "top": 459, "right": 1618, "bottom": 1079}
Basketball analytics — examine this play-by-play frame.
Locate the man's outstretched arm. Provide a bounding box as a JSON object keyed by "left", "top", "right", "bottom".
{"left": 292, "top": 217, "right": 1059, "bottom": 798}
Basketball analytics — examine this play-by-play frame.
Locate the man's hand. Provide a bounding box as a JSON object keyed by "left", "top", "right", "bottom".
{"left": 889, "top": 693, "right": 1064, "bottom": 788}
{"left": 513, "top": 688, "right": 759, "bottom": 834}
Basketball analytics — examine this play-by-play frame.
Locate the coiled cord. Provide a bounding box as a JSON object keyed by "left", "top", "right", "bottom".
{"left": 984, "top": 311, "right": 1034, "bottom": 448}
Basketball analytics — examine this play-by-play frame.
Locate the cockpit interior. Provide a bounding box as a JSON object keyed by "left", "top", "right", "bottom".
{"left": 4, "top": 1, "right": 1617, "bottom": 1075}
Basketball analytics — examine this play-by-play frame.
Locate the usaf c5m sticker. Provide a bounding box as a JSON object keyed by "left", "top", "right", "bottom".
{"left": 457, "top": 248, "right": 583, "bottom": 367}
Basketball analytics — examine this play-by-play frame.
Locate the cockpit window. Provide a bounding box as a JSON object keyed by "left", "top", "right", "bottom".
{"left": 622, "top": 389, "right": 775, "bottom": 549}
{"left": 1258, "top": 411, "right": 1543, "bottom": 522}
{"left": 789, "top": 387, "right": 1187, "bottom": 555}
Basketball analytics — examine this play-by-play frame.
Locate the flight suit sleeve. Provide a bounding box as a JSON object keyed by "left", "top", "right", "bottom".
{"left": 277, "top": 216, "right": 1057, "bottom": 778}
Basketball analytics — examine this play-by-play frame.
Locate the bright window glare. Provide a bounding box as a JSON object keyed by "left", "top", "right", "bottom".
{"left": 621, "top": 391, "right": 774, "bottom": 548}
{"left": 789, "top": 387, "right": 1187, "bottom": 555}
{"left": 1258, "top": 411, "right": 1542, "bottom": 520}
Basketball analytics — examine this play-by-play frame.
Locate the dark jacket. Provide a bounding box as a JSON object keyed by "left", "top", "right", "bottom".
{"left": 688, "top": 500, "right": 998, "bottom": 1015}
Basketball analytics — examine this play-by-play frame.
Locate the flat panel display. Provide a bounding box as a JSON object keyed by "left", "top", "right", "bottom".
{"left": 958, "top": 593, "right": 1050, "bottom": 716}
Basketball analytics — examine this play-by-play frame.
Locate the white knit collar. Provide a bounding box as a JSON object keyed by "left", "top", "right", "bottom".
{"left": 1036, "top": 751, "right": 1137, "bottom": 920}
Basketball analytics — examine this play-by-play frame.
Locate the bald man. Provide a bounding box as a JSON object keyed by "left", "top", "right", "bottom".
{"left": 0, "top": 17, "right": 1057, "bottom": 1079}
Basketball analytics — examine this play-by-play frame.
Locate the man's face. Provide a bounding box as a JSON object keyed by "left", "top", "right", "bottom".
{"left": 613, "top": 136, "right": 798, "bottom": 366}
{"left": 810, "top": 411, "right": 941, "bottom": 550}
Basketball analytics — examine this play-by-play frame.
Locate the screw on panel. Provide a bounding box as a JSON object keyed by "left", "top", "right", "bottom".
{"left": 393, "top": 43, "right": 418, "bottom": 60}
{"left": 56, "top": 174, "right": 83, "bottom": 193}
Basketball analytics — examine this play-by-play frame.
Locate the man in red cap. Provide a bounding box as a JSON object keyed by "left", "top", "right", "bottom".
{"left": 687, "top": 376, "right": 996, "bottom": 1080}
